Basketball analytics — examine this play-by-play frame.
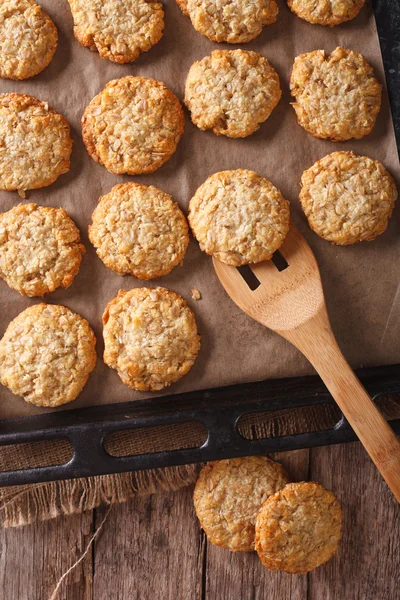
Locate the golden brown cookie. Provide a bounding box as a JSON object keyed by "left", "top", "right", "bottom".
{"left": 177, "top": 0, "right": 278, "bottom": 43}
{"left": 188, "top": 169, "right": 290, "bottom": 266}
{"left": 290, "top": 47, "right": 382, "bottom": 142}
{"left": 300, "top": 152, "right": 397, "bottom": 245}
{"left": 0, "top": 303, "right": 97, "bottom": 407}
{"left": 184, "top": 50, "right": 281, "bottom": 138}
{"left": 0, "top": 0, "right": 58, "bottom": 79}
{"left": 287, "top": 0, "right": 365, "bottom": 26}
{"left": 89, "top": 183, "right": 189, "bottom": 280}
{"left": 67, "top": 0, "right": 164, "bottom": 64}
{"left": 103, "top": 287, "right": 200, "bottom": 391}
{"left": 194, "top": 457, "right": 290, "bottom": 552}
{"left": 82, "top": 77, "right": 185, "bottom": 175}
{"left": 255, "top": 482, "right": 342, "bottom": 573}
{"left": 0, "top": 94, "right": 72, "bottom": 194}
{"left": 0, "top": 203, "right": 85, "bottom": 297}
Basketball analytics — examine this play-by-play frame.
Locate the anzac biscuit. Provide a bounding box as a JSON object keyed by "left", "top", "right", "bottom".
{"left": 67, "top": 0, "right": 164, "bottom": 64}
{"left": 102, "top": 287, "right": 200, "bottom": 391}
{"left": 0, "top": 203, "right": 85, "bottom": 297}
{"left": 0, "top": 0, "right": 57, "bottom": 80}
{"left": 290, "top": 47, "right": 382, "bottom": 141}
{"left": 0, "top": 93, "right": 72, "bottom": 193}
{"left": 300, "top": 152, "right": 397, "bottom": 245}
{"left": 255, "top": 482, "right": 342, "bottom": 573}
{"left": 194, "top": 457, "right": 290, "bottom": 552}
{"left": 82, "top": 77, "right": 184, "bottom": 175}
{"left": 176, "top": 0, "right": 278, "bottom": 43}
{"left": 89, "top": 183, "right": 189, "bottom": 279}
{"left": 188, "top": 169, "right": 290, "bottom": 266}
{"left": 287, "top": 0, "right": 365, "bottom": 27}
{"left": 184, "top": 50, "right": 281, "bottom": 138}
{"left": 0, "top": 303, "right": 96, "bottom": 407}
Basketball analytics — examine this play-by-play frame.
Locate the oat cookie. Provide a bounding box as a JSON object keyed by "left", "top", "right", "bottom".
{"left": 194, "top": 457, "right": 290, "bottom": 552}
{"left": 0, "top": 0, "right": 57, "bottom": 80}
{"left": 0, "top": 203, "right": 85, "bottom": 297}
{"left": 300, "top": 152, "right": 397, "bottom": 245}
{"left": 89, "top": 183, "right": 189, "bottom": 280}
{"left": 67, "top": 0, "right": 164, "bottom": 64}
{"left": 0, "top": 304, "right": 96, "bottom": 407}
{"left": 287, "top": 0, "right": 365, "bottom": 26}
{"left": 290, "top": 47, "right": 382, "bottom": 141}
{"left": 82, "top": 77, "right": 184, "bottom": 175}
{"left": 184, "top": 50, "right": 281, "bottom": 138}
{"left": 0, "top": 94, "right": 72, "bottom": 193}
{"left": 188, "top": 169, "right": 290, "bottom": 266}
{"left": 103, "top": 287, "right": 200, "bottom": 391}
{"left": 255, "top": 482, "right": 342, "bottom": 573}
{"left": 177, "top": 0, "right": 278, "bottom": 43}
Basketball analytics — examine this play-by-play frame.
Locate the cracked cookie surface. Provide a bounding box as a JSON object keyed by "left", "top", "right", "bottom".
{"left": 290, "top": 47, "right": 382, "bottom": 141}
{"left": 0, "top": 93, "right": 72, "bottom": 193}
{"left": 68, "top": 0, "right": 164, "bottom": 63}
{"left": 287, "top": 0, "right": 365, "bottom": 26}
{"left": 184, "top": 50, "right": 281, "bottom": 138}
{"left": 0, "top": 203, "right": 85, "bottom": 297}
{"left": 300, "top": 152, "right": 397, "bottom": 245}
{"left": 103, "top": 287, "right": 200, "bottom": 392}
{"left": 0, "top": 303, "right": 96, "bottom": 407}
{"left": 255, "top": 482, "right": 342, "bottom": 573}
{"left": 176, "top": 0, "right": 278, "bottom": 43}
{"left": 194, "top": 457, "right": 290, "bottom": 551}
{"left": 0, "top": 0, "right": 58, "bottom": 80}
{"left": 188, "top": 169, "right": 290, "bottom": 266}
{"left": 82, "top": 77, "right": 184, "bottom": 175}
{"left": 89, "top": 183, "right": 189, "bottom": 279}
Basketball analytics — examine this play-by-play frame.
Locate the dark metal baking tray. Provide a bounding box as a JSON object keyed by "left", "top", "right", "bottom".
{"left": 0, "top": 0, "right": 399, "bottom": 487}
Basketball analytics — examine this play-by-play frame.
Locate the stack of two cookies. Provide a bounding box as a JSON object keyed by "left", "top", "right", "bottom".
{"left": 194, "top": 456, "right": 343, "bottom": 574}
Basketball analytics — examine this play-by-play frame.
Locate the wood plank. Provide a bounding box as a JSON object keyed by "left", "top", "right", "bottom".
{"left": 0, "top": 510, "right": 93, "bottom": 600}
{"left": 92, "top": 487, "right": 203, "bottom": 600}
{"left": 308, "top": 441, "right": 400, "bottom": 600}
{"left": 205, "top": 450, "right": 310, "bottom": 600}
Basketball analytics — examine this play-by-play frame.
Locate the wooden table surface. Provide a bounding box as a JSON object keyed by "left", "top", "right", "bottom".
{"left": 0, "top": 441, "right": 398, "bottom": 600}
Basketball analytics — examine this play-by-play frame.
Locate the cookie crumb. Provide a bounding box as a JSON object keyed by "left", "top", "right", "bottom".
{"left": 191, "top": 288, "right": 201, "bottom": 300}
{"left": 17, "top": 189, "right": 26, "bottom": 199}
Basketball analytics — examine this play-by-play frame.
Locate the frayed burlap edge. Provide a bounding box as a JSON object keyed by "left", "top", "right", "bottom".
{"left": 0, "top": 464, "right": 201, "bottom": 528}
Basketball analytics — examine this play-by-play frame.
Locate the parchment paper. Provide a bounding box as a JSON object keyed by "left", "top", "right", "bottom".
{"left": 0, "top": 0, "right": 399, "bottom": 420}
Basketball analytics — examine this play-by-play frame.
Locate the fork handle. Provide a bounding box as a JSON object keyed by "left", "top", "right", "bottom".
{"left": 284, "top": 312, "right": 400, "bottom": 503}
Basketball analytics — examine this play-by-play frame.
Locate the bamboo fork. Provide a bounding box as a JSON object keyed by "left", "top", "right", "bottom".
{"left": 213, "top": 222, "right": 400, "bottom": 502}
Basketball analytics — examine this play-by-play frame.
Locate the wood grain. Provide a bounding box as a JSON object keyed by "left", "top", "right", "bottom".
{"left": 0, "top": 511, "right": 93, "bottom": 600}
{"left": 92, "top": 486, "right": 203, "bottom": 600}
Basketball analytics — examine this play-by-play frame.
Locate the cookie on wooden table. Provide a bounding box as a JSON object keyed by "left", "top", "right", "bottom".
{"left": 0, "top": 203, "right": 85, "bottom": 297}
{"left": 89, "top": 183, "right": 189, "bottom": 279}
{"left": 290, "top": 47, "right": 382, "bottom": 142}
{"left": 103, "top": 287, "right": 200, "bottom": 392}
{"left": 82, "top": 77, "right": 184, "bottom": 175}
{"left": 0, "top": 94, "right": 72, "bottom": 195}
{"left": 0, "top": 304, "right": 97, "bottom": 407}
{"left": 67, "top": 0, "right": 164, "bottom": 64}
{"left": 194, "top": 457, "right": 290, "bottom": 552}
{"left": 188, "top": 169, "right": 290, "bottom": 266}
{"left": 287, "top": 0, "right": 366, "bottom": 27}
{"left": 176, "top": 0, "right": 278, "bottom": 43}
{"left": 184, "top": 50, "right": 281, "bottom": 138}
{"left": 0, "top": 0, "right": 58, "bottom": 80}
{"left": 300, "top": 151, "right": 397, "bottom": 245}
{"left": 255, "top": 482, "right": 342, "bottom": 573}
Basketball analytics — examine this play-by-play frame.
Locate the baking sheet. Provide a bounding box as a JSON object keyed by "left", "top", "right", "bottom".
{"left": 0, "top": 0, "right": 399, "bottom": 420}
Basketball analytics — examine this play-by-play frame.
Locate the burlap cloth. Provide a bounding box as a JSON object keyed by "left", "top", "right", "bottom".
{"left": 0, "top": 2, "right": 399, "bottom": 528}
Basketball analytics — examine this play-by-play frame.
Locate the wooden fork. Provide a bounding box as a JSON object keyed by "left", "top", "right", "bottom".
{"left": 213, "top": 222, "right": 400, "bottom": 502}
